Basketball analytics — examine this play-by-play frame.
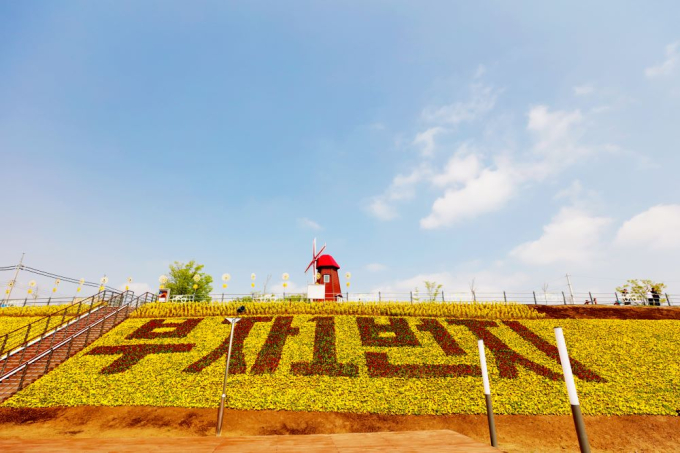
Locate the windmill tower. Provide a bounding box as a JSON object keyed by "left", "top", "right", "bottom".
{"left": 305, "top": 238, "right": 342, "bottom": 301}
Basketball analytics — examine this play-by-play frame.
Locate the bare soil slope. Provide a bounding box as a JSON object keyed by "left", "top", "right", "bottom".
{"left": 1, "top": 406, "right": 678, "bottom": 452}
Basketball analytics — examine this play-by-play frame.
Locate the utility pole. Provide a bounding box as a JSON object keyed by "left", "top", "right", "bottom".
{"left": 5, "top": 253, "right": 25, "bottom": 304}
{"left": 566, "top": 273, "right": 575, "bottom": 305}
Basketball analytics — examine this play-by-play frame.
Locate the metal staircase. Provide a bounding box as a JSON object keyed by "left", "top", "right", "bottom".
{"left": 0, "top": 291, "right": 156, "bottom": 402}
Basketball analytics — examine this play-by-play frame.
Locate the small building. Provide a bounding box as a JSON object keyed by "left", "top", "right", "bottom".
{"left": 315, "top": 254, "right": 342, "bottom": 301}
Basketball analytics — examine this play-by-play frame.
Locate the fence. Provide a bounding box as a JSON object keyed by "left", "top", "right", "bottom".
{"left": 0, "top": 290, "right": 120, "bottom": 367}
{"left": 159, "top": 291, "right": 679, "bottom": 306}
{"left": 0, "top": 291, "right": 157, "bottom": 402}
{"left": 0, "top": 296, "right": 90, "bottom": 308}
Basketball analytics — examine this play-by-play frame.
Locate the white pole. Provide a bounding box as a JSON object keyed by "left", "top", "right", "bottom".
{"left": 566, "top": 274, "right": 575, "bottom": 305}
{"left": 477, "top": 340, "right": 497, "bottom": 447}
{"left": 554, "top": 327, "right": 590, "bottom": 453}
{"left": 216, "top": 317, "right": 241, "bottom": 436}
{"left": 4, "top": 253, "right": 25, "bottom": 304}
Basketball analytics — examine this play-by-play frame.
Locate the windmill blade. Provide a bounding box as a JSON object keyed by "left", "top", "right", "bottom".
{"left": 305, "top": 259, "right": 316, "bottom": 273}
{"left": 314, "top": 244, "right": 326, "bottom": 259}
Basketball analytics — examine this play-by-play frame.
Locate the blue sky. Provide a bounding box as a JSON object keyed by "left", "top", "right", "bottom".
{"left": 2, "top": 1, "right": 680, "bottom": 299}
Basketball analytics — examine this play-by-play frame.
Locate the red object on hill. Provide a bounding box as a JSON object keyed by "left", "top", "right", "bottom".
{"left": 316, "top": 254, "right": 342, "bottom": 301}
{"left": 316, "top": 255, "right": 339, "bottom": 269}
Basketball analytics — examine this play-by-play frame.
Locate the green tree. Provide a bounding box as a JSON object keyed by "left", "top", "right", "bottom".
{"left": 616, "top": 279, "right": 666, "bottom": 305}
{"left": 424, "top": 280, "right": 443, "bottom": 302}
{"left": 165, "top": 260, "right": 213, "bottom": 301}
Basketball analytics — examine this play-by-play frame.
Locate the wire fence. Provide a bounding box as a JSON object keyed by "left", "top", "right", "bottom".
{"left": 0, "top": 296, "right": 87, "bottom": 308}
{"left": 158, "top": 291, "right": 679, "bottom": 306}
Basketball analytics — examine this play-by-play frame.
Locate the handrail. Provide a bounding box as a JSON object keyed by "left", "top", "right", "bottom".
{"left": 0, "top": 291, "right": 154, "bottom": 384}
{"left": 0, "top": 290, "right": 118, "bottom": 353}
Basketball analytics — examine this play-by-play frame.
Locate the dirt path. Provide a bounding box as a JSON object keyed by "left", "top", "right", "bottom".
{"left": 0, "top": 430, "right": 498, "bottom": 453}
{"left": 0, "top": 407, "right": 678, "bottom": 452}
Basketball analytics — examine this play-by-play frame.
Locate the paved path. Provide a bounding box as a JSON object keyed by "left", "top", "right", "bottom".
{"left": 0, "top": 429, "right": 500, "bottom": 452}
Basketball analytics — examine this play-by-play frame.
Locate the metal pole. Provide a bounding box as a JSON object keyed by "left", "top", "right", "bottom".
{"left": 533, "top": 291, "right": 537, "bottom": 304}
{"left": 566, "top": 274, "right": 575, "bottom": 304}
{"left": 410, "top": 291, "right": 413, "bottom": 304}
{"left": 562, "top": 291, "right": 567, "bottom": 305}
{"left": 4, "top": 253, "right": 25, "bottom": 304}
{"left": 554, "top": 327, "right": 591, "bottom": 453}
{"left": 666, "top": 293, "right": 672, "bottom": 306}
{"left": 216, "top": 317, "right": 240, "bottom": 436}
{"left": 378, "top": 291, "right": 381, "bottom": 302}
{"left": 588, "top": 292, "right": 593, "bottom": 304}
{"left": 615, "top": 292, "right": 620, "bottom": 304}
{"left": 477, "top": 339, "right": 497, "bottom": 447}
{"left": 503, "top": 291, "right": 507, "bottom": 303}
{"left": 442, "top": 291, "right": 445, "bottom": 303}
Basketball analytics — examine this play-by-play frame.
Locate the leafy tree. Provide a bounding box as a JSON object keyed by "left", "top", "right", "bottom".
{"left": 424, "top": 280, "right": 443, "bottom": 302}
{"left": 616, "top": 279, "right": 666, "bottom": 305}
{"left": 166, "top": 260, "right": 213, "bottom": 301}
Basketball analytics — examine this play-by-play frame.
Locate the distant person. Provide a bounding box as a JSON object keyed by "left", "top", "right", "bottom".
{"left": 647, "top": 289, "right": 653, "bottom": 306}
{"left": 593, "top": 297, "right": 598, "bottom": 305}
{"left": 621, "top": 288, "right": 631, "bottom": 305}
{"left": 652, "top": 287, "right": 661, "bottom": 306}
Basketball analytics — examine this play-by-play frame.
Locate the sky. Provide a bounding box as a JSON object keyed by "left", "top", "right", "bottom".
{"left": 2, "top": 1, "right": 680, "bottom": 300}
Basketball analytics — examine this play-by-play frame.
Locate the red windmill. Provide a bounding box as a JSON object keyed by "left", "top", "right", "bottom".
{"left": 305, "top": 238, "right": 342, "bottom": 301}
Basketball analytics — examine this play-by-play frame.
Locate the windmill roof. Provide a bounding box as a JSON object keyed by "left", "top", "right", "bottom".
{"left": 316, "top": 254, "right": 340, "bottom": 269}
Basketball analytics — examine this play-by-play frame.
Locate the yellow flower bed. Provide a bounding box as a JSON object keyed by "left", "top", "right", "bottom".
{"left": 131, "top": 301, "right": 544, "bottom": 320}
{"left": 4, "top": 316, "right": 679, "bottom": 416}
{"left": 0, "top": 304, "right": 72, "bottom": 317}
{"left": 0, "top": 316, "right": 44, "bottom": 337}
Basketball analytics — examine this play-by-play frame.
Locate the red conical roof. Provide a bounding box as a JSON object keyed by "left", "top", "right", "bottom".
{"left": 316, "top": 254, "right": 340, "bottom": 269}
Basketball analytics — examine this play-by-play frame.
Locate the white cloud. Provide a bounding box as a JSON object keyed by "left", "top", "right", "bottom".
{"left": 573, "top": 84, "right": 594, "bottom": 96}
{"left": 373, "top": 269, "right": 531, "bottom": 294}
{"left": 297, "top": 217, "right": 322, "bottom": 230}
{"left": 615, "top": 204, "right": 680, "bottom": 250}
{"left": 510, "top": 207, "right": 612, "bottom": 265}
{"left": 645, "top": 41, "right": 679, "bottom": 78}
{"left": 366, "top": 166, "right": 431, "bottom": 221}
{"left": 554, "top": 180, "right": 584, "bottom": 201}
{"left": 366, "top": 263, "right": 387, "bottom": 272}
{"left": 419, "top": 105, "right": 592, "bottom": 229}
{"left": 420, "top": 167, "right": 516, "bottom": 229}
{"left": 527, "top": 105, "right": 587, "bottom": 165}
{"left": 118, "top": 282, "right": 152, "bottom": 294}
{"left": 368, "top": 122, "right": 386, "bottom": 131}
{"left": 413, "top": 127, "right": 445, "bottom": 157}
{"left": 271, "top": 280, "right": 305, "bottom": 294}
{"left": 431, "top": 145, "right": 482, "bottom": 188}
{"left": 422, "top": 83, "right": 497, "bottom": 125}
{"left": 366, "top": 197, "right": 398, "bottom": 221}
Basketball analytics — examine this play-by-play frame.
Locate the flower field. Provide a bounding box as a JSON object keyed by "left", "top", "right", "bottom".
{"left": 0, "top": 316, "right": 44, "bottom": 337}
{"left": 131, "top": 301, "right": 545, "bottom": 320}
{"left": 0, "top": 304, "right": 72, "bottom": 317}
{"left": 3, "top": 315, "right": 679, "bottom": 416}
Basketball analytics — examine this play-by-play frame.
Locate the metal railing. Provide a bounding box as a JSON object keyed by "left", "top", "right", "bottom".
{"left": 0, "top": 296, "right": 90, "bottom": 308}
{"left": 0, "top": 290, "right": 120, "bottom": 365}
{"left": 155, "top": 291, "right": 678, "bottom": 306}
{"left": 0, "top": 291, "right": 157, "bottom": 394}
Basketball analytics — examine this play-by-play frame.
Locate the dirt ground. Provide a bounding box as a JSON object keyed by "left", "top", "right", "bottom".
{"left": 0, "top": 406, "right": 678, "bottom": 452}
{"left": 534, "top": 305, "right": 680, "bottom": 320}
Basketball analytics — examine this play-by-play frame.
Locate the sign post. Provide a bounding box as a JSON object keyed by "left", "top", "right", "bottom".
{"left": 216, "top": 316, "right": 241, "bottom": 436}
{"left": 477, "top": 339, "right": 498, "bottom": 447}
{"left": 555, "top": 327, "right": 591, "bottom": 453}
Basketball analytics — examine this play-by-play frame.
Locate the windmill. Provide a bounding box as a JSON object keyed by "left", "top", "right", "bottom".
{"left": 304, "top": 238, "right": 326, "bottom": 281}
{"left": 304, "top": 238, "right": 342, "bottom": 301}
